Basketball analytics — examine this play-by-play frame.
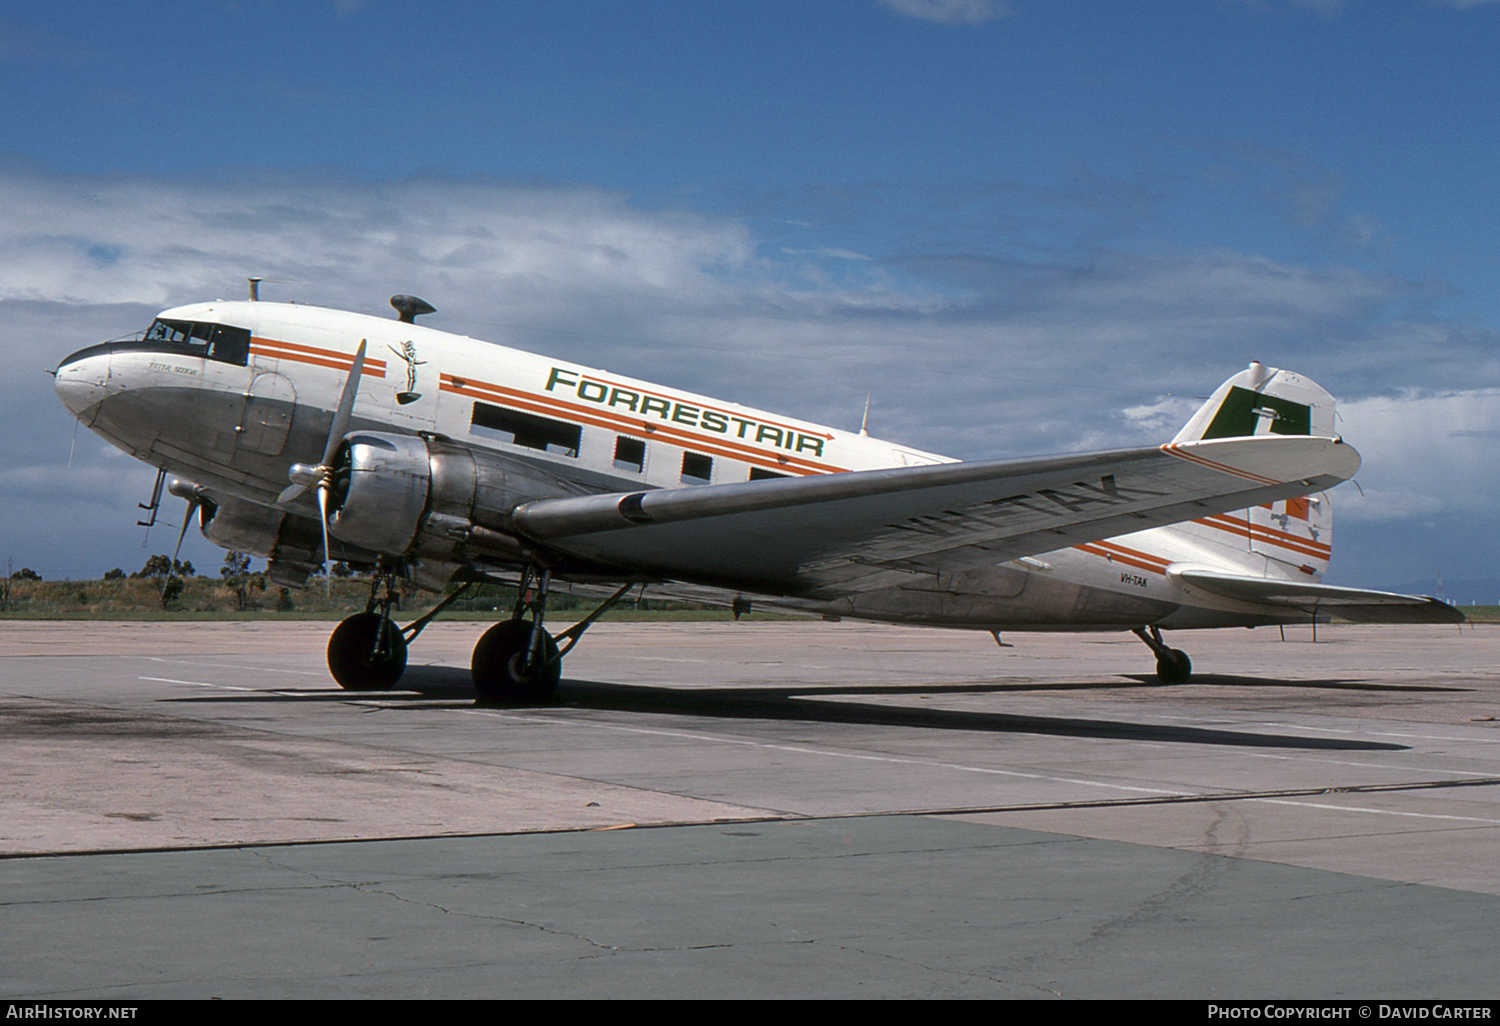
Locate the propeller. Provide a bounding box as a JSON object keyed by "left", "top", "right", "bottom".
{"left": 168, "top": 484, "right": 204, "bottom": 568}
{"left": 277, "top": 339, "right": 367, "bottom": 598}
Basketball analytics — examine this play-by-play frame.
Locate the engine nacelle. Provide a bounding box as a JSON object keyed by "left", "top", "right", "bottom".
{"left": 200, "top": 492, "right": 369, "bottom": 586}
{"left": 325, "top": 431, "right": 585, "bottom": 563}
{"left": 326, "top": 434, "right": 431, "bottom": 555}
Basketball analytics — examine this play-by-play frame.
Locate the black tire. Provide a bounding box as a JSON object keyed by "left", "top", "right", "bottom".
{"left": 327, "top": 612, "right": 407, "bottom": 691}
{"left": 1155, "top": 648, "right": 1192, "bottom": 685}
{"left": 471, "top": 619, "right": 561, "bottom": 705}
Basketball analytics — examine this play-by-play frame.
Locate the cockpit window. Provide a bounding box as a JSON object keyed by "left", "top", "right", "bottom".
{"left": 144, "top": 319, "right": 250, "bottom": 366}
{"left": 146, "top": 319, "right": 193, "bottom": 345}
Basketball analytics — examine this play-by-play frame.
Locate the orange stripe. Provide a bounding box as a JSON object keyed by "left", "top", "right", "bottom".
{"left": 250, "top": 337, "right": 387, "bottom": 378}
{"left": 443, "top": 375, "right": 846, "bottom": 476}
{"left": 251, "top": 348, "right": 356, "bottom": 374}
{"left": 251, "top": 340, "right": 389, "bottom": 373}
{"left": 1160, "top": 443, "right": 1280, "bottom": 485}
{"left": 1201, "top": 512, "right": 1331, "bottom": 552}
{"left": 252, "top": 335, "right": 390, "bottom": 367}
{"left": 1075, "top": 542, "right": 1171, "bottom": 575}
{"left": 1196, "top": 514, "right": 1331, "bottom": 558}
{"left": 1093, "top": 540, "right": 1172, "bottom": 571}
{"left": 1196, "top": 520, "right": 1331, "bottom": 561}
{"left": 250, "top": 347, "right": 389, "bottom": 377}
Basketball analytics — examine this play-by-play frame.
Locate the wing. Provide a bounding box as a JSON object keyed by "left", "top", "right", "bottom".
{"left": 1172, "top": 569, "right": 1466, "bottom": 624}
{"left": 512, "top": 436, "right": 1361, "bottom": 598}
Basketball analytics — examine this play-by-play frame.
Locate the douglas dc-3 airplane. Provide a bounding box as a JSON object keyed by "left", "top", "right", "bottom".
{"left": 53, "top": 291, "right": 1463, "bottom": 703}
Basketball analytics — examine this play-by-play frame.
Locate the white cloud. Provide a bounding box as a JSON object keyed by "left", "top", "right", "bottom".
{"left": 2, "top": 165, "right": 1492, "bottom": 583}
{"left": 1332, "top": 389, "right": 1500, "bottom": 521}
{"left": 877, "top": 0, "right": 1014, "bottom": 27}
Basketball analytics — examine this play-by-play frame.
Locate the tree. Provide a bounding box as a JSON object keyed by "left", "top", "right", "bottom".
{"left": 220, "top": 551, "right": 260, "bottom": 611}
{"left": 103, "top": 568, "right": 125, "bottom": 580}
{"left": 10, "top": 568, "right": 40, "bottom": 581}
{"left": 136, "top": 555, "right": 173, "bottom": 579}
{"left": 160, "top": 575, "right": 184, "bottom": 609}
{"left": 135, "top": 555, "right": 194, "bottom": 579}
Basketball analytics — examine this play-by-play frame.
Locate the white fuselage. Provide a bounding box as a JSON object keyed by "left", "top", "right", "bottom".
{"left": 55, "top": 300, "right": 1329, "bottom": 630}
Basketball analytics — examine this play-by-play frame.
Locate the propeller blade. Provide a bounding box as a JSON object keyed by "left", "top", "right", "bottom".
{"left": 276, "top": 340, "right": 365, "bottom": 510}
{"left": 277, "top": 481, "right": 308, "bottom": 506}
{"left": 170, "top": 498, "right": 199, "bottom": 566}
{"left": 320, "top": 338, "right": 367, "bottom": 469}
{"left": 317, "top": 481, "right": 333, "bottom": 602}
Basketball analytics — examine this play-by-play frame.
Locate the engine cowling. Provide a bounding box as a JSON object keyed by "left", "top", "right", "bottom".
{"left": 324, "top": 431, "right": 585, "bottom": 565}
{"left": 200, "top": 492, "right": 374, "bottom": 587}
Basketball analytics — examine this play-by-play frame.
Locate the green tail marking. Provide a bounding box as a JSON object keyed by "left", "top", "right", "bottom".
{"left": 1202, "top": 386, "right": 1311, "bottom": 439}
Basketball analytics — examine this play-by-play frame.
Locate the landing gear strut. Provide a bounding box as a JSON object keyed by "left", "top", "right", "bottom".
{"left": 326, "top": 563, "right": 473, "bottom": 691}
{"left": 324, "top": 560, "right": 630, "bottom": 703}
{"left": 1133, "top": 625, "right": 1192, "bottom": 684}
{"left": 472, "top": 567, "right": 560, "bottom": 704}
{"left": 471, "top": 570, "right": 634, "bottom": 706}
{"left": 327, "top": 568, "right": 407, "bottom": 691}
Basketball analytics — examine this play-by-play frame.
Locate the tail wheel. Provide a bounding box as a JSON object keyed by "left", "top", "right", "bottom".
{"left": 472, "top": 619, "right": 561, "bottom": 705}
{"left": 1155, "top": 648, "right": 1192, "bottom": 685}
{"left": 327, "top": 612, "right": 407, "bottom": 690}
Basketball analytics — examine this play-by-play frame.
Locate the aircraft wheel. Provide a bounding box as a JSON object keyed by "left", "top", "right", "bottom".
{"left": 327, "top": 612, "right": 407, "bottom": 690}
{"left": 1155, "top": 648, "right": 1192, "bottom": 685}
{"left": 471, "top": 619, "right": 561, "bottom": 705}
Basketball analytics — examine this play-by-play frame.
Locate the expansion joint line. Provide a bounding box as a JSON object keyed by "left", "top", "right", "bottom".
{"left": 871, "top": 775, "right": 1500, "bottom": 820}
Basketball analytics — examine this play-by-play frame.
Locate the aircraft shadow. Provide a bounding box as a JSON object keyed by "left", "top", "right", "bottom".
{"left": 552, "top": 678, "right": 1407, "bottom": 751}
{"left": 1120, "top": 673, "right": 1470, "bottom": 694}
{"left": 163, "top": 663, "right": 1411, "bottom": 751}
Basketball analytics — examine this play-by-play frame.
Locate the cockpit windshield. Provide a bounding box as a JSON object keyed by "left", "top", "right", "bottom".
{"left": 144, "top": 319, "right": 251, "bottom": 366}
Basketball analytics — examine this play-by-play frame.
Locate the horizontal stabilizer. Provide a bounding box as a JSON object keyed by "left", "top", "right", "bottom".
{"left": 513, "top": 435, "right": 1361, "bottom": 597}
{"left": 1173, "top": 569, "right": 1467, "bottom": 624}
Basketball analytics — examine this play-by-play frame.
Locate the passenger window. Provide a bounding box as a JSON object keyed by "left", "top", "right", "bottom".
{"left": 614, "top": 436, "right": 646, "bottom": 472}
{"left": 472, "top": 402, "right": 582, "bottom": 457}
{"left": 749, "top": 467, "right": 789, "bottom": 481}
{"left": 681, "top": 452, "right": 713, "bottom": 484}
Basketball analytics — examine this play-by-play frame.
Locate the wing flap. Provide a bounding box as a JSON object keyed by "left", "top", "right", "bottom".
{"left": 513, "top": 436, "right": 1360, "bottom": 596}
{"left": 1173, "top": 569, "right": 1466, "bottom": 624}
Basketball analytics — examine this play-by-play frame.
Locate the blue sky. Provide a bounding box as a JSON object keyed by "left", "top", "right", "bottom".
{"left": 4, "top": 0, "right": 1500, "bottom": 595}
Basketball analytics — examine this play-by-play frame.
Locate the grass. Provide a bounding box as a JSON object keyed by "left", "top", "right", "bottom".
{"left": 2, "top": 576, "right": 1488, "bottom": 624}
{"left": 0, "top": 576, "right": 786, "bottom": 622}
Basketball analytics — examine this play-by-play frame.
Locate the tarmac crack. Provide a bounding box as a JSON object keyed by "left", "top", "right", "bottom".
{"left": 244, "top": 848, "right": 630, "bottom": 956}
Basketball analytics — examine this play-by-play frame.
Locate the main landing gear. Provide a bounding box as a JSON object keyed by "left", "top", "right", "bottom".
{"left": 1132, "top": 625, "right": 1192, "bottom": 684}
{"left": 325, "top": 562, "right": 634, "bottom": 706}
{"left": 326, "top": 565, "right": 458, "bottom": 692}
{"left": 470, "top": 569, "right": 634, "bottom": 706}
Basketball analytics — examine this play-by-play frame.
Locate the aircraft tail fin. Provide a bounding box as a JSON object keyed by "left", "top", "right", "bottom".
{"left": 1167, "top": 363, "right": 1338, "bottom": 579}
{"left": 1172, "top": 361, "right": 1337, "bottom": 444}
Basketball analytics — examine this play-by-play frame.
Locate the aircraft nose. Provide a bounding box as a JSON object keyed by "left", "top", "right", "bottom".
{"left": 54, "top": 344, "right": 111, "bottom": 423}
